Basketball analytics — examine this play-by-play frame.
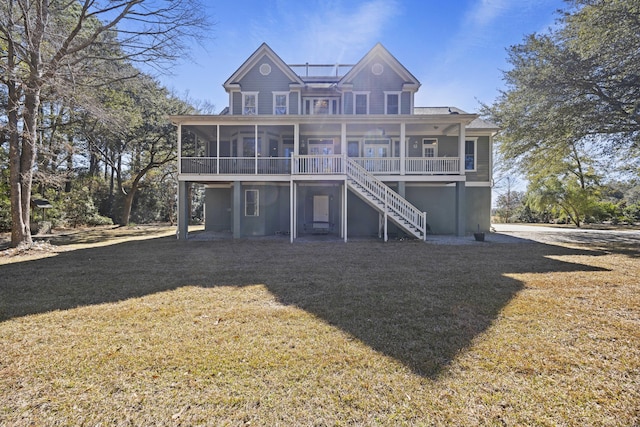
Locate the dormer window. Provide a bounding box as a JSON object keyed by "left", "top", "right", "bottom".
{"left": 242, "top": 92, "right": 258, "bottom": 115}
{"left": 385, "top": 92, "right": 400, "bottom": 115}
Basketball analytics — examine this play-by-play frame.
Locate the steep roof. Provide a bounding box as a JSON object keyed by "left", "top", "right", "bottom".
{"left": 223, "top": 43, "right": 304, "bottom": 90}
{"left": 339, "top": 43, "right": 421, "bottom": 91}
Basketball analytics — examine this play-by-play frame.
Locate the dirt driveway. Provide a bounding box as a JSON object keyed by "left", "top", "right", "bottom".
{"left": 492, "top": 223, "right": 640, "bottom": 248}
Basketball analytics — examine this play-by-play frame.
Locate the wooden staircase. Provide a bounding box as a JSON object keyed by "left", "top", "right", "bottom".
{"left": 345, "top": 158, "right": 427, "bottom": 241}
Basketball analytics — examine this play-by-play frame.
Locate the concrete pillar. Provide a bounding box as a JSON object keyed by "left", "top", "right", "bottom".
{"left": 455, "top": 181, "right": 466, "bottom": 237}
{"left": 177, "top": 181, "right": 189, "bottom": 239}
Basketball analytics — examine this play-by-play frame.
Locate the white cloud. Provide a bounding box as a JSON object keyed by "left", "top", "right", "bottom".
{"left": 466, "top": 0, "right": 510, "bottom": 28}
{"left": 258, "top": 0, "right": 401, "bottom": 63}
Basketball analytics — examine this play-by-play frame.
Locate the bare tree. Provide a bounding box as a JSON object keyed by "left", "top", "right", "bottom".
{"left": 0, "top": 0, "right": 209, "bottom": 247}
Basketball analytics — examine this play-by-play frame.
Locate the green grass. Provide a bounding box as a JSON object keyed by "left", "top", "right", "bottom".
{"left": 1, "top": 226, "right": 639, "bottom": 425}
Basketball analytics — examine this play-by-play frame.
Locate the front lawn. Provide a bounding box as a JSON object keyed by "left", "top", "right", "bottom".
{"left": 1, "top": 227, "right": 638, "bottom": 425}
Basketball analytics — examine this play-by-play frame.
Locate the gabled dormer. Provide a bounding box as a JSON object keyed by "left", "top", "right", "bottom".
{"left": 224, "top": 43, "right": 304, "bottom": 115}
{"left": 338, "top": 43, "right": 421, "bottom": 115}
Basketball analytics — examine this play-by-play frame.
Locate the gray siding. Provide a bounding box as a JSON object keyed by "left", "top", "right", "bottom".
{"left": 401, "top": 91, "right": 411, "bottom": 114}
{"left": 234, "top": 55, "right": 296, "bottom": 115}
{"left": 231, "top": 92, "right": 242, "bottom": 115}
{"left": 296, "top": 184, "right": 341, "bottom": 235}
{"left": 344, "top": 92, "right": 354, "bottom": 115}
{"left": 465, "top": 136, "right": 491, "bottom": 182}
{"left": 205, "top": 187, "right": 232, "bottom": 232}
{"left": 465, "top": 187, "right": 491, "bottom": 232}
{"left": 348, "top": 55, "right": 408, "bottom": 115}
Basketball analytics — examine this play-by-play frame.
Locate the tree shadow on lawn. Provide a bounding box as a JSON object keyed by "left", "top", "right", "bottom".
{"left": 0, "top": 236, "right": 609, "bottom": 378}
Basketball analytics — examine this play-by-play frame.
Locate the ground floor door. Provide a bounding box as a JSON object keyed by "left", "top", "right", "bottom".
{"left": 313, "top": 195, "right": 330, "bottom": 232}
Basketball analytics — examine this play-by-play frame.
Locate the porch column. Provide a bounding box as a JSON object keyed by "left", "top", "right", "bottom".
{"left": 177, "top": 180, "right": 189, "bottom": 239}
{"left": 293, "top": 123, "right": 299, "bottom": 174}
{"left": 458, "top": 122, "right": 466, "bottom": 176}
{"left": 177, "top": 123, "right": 182, "bottom": 174}
{"left": 400, "top": 122, "right": 406, "bottom": 175}
{"left": 341, "top": 122, "right": 347, "bottom": 161}
{"left": 216, "top": 124, "right": 220, "bottom": 174}
{"left": 233, "top": 181, "right": 241, "bottom": 238}
{"left": 254, "top": 124, "right": 259, "bottom": 174}
{"left": 455, "top": 181, "right": 466, "bottom": 236}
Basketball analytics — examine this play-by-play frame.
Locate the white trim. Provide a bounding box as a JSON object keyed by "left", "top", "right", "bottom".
{"left": 303, "top": 97, "right": 340, "bottom": 115}
{"left": 464, "top": 137, "right": 478, "bottom": 172}
{"left": 466, "top": 181, "right": 492, "bottom": 187}
{"left": 422, "top": 138, "right": 438, "bottom": 157}
{"left": 242, "top": 92, "right": 258, "bottom": 115}
{"left": 273, "top": 91, "right": 289, "bottom": 115}
{"left": 384, "top": 91, "right": 401, "bottom": 115}
{"left": 353, "top": 91, "right": 370, "bottom": 115}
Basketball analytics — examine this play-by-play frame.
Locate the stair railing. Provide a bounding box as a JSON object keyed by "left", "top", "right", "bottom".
{"left": 345, "top": 157, "right": 427, "bottom": 240}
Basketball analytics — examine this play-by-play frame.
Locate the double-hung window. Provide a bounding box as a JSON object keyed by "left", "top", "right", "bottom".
{"left": 464, "top": 138, "right": 477, "bottom": 171}
{"left": 354, "top": 92, "right": 369, "bottom": 115}
{"left": 245, "top": 189, "right": 259, "bottom": 216}
{"left": 242, "top": 92, "right": 258, "bottom": 115}
{"left": 385, "top": 92, "right": 401, "bottom": 115}
{"left": 273, "top": 92, "right": 288, "bottom": 115}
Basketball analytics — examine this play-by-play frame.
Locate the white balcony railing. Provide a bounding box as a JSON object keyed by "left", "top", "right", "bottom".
{"left": 180, "top": 156, "right": 461, "bottom": 176}
{"left": 294, "top": 155, "right": 344, "bottom": 174}
{"left": 181, "top": 157, "right": 291, "bottom": 175}
{"left": 351, "top": 157, "right": 400, "bottom": 174}
{"left": 405, "top": 157, "right": 459, "bottom": 174}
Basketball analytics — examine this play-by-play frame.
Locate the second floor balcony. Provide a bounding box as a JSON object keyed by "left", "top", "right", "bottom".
{"left": 180, "top": 155, "right": 461, "bottom": 176}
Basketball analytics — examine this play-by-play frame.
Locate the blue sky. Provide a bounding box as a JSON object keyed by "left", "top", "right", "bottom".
{"left": 161, "top": 0, "right": 566, "bottom": 114}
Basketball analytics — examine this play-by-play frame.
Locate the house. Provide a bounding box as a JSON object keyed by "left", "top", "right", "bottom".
{"left": 170, "top": 43, "right": 498, "bottom": 241}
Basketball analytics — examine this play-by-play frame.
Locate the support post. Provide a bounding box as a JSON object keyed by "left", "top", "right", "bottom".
{"left": 458, "top": 122, "right": 466, "bottom": 176}
{"left": 290, "top": 180, "right": 294, "bottom": 243}
{"left": 233, "top": 181, "right": 241, "bottom": 238}
{"left": 400, "top": 122, "right": 406, "bottom": 175}
{"left": 177, "top": 181, "right": 189, "bottom": 239}
{"left": 216, "top": 124, "right": 220, "bottom": 174}
{"left": 343, "top": 180, "right": 348, "bottom": 242}
{"left": 455, "top": 181, "right": 466, "bottom": 237}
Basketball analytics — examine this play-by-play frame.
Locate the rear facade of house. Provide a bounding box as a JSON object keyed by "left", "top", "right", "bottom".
{"left": 171, "top": 43, "right": 497, "bottom": 241}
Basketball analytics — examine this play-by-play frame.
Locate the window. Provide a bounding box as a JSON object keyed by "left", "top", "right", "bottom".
{"left": 245, "top": 190, "right": 259, "bottom": 216}
{"left": 354, "top": 92, "right": 369, "bottom": 115}
{"left": 385, "top": 92, "right": 400, "bottom": 115}
{"left": 273, "top": 92, "right": 288, "bottom": 115}
{"left": 465, "top": 139, "right": 477, "bottom": 171}
{"left": 303, "top": 98, "right": 339, "bottom": 115}
{"left": 242, "top": 92, "right": 258, "bottom": 115}
{"left": 423, "top": 139, "right": 438, "bottom": 157}
{"left": 364, "top": 139, "right": 390, "bottom": 157}
{"left": 243, "top": 137, "right": 261, "bottom": 157}
{"left": 308, "top": 139, "right": 334, "bottom": 155}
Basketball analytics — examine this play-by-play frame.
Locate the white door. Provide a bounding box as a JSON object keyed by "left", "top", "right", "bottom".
{"left": 313, "top": 195, "right": 329, "bottom": 225}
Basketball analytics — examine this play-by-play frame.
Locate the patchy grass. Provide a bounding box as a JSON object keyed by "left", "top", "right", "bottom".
{"left": 1, "top": 227, "right": 638, "bottom": 426}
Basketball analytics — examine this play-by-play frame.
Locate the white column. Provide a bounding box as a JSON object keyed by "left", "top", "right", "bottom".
{"left": 293, "top": 123, "right": 299, "bottom": 174}
{"left": 341, "top": 122, "right": 347, "bottom": 160}
{"left": 254, "top": 124, "right": 259, "bottom": 174}
{"left": 177, "top": 124, "right": 182, "bottom": 174}
{"left": 400, "top": 122, "right": 406, "bottom": 175}
{"left": 216, "top": 124, "right": 220, "bottom": 174}
{"left": 458, "top": 122, "right": 466, "bottom": 176}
